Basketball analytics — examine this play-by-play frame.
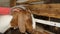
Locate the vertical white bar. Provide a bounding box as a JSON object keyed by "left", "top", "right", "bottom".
{"left": 31, "top": 14, "right": 36, "bottom": 29}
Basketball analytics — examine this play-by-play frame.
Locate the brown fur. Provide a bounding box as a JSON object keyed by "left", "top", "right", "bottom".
{"left": 18, "top": 9, "right": 33, "bottom": 33}
{"left": 10, "top": 8, "right": 19, "bottom": 27}
{"left": 10, "top": 7, "right": 33, "bottom": 33}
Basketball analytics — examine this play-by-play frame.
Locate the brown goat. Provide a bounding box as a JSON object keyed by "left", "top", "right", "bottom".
{"left": 10, "top": 7, "right": 33, "bottom": 33}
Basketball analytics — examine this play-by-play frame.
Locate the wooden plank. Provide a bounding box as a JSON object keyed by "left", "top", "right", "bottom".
{"left": 32, "top": 8, "right": 60, "bottom": 18}
{"left": 28, "top": 4, "right": 60, "bottom": 9}
{"left": 27, "top": 4, "right": 60, "bottom": 19}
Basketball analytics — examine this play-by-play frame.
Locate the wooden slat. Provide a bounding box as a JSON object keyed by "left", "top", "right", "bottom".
{"left": 28, "top": 4, "right": 60, "bottom": 9}
{"left": 27, "top": 4, "right": 60, "bottom": 19}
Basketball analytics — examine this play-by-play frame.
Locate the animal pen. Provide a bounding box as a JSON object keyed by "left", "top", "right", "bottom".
{"left": 11, "top": 4, "right": 60, "bottom": 34}
{"left": 0, "top": 4, "right": 60, "bottom": 34}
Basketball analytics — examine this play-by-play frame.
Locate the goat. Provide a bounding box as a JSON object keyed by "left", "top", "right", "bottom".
{"left": 10, "top": 5, "right": 34, "bottom": 34}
